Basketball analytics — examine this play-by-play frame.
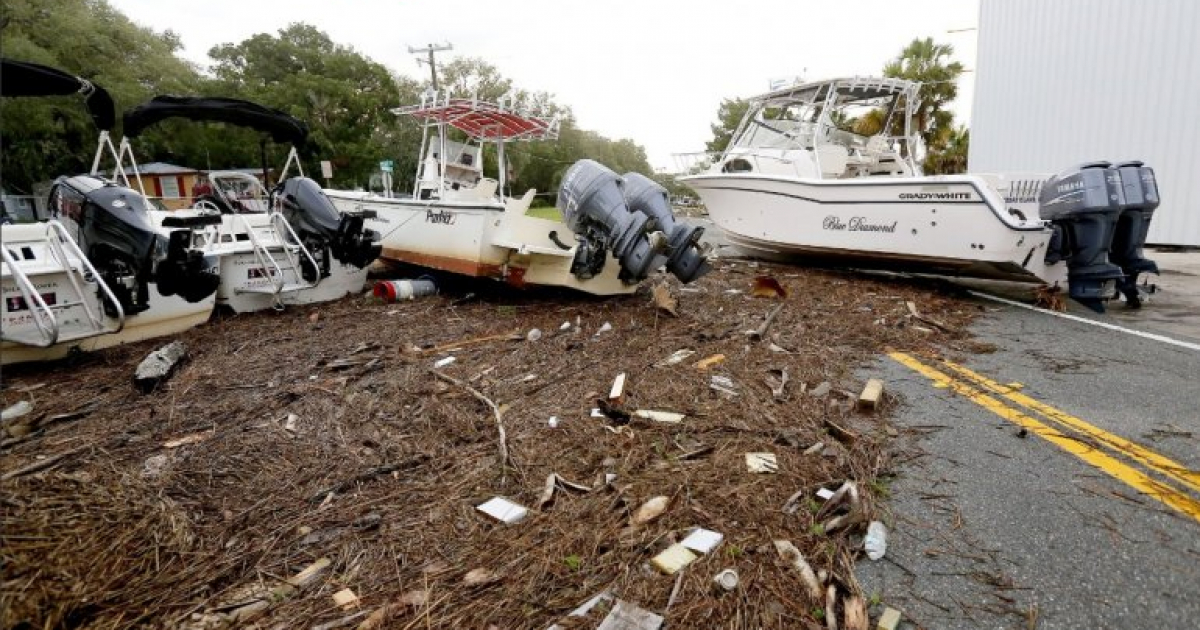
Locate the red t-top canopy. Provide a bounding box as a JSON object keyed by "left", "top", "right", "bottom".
{"left": 396, "top": 98, "right": 558, "bottom": 142}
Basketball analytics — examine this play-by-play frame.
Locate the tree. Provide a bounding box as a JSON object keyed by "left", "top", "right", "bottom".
{"left": 923, "top": 125, "right": 969, "bottom": 175}
{"left": 0, "top": 0, "right": 201, "bottom": 193}
{"left": 207, "top": 24, "right": 420, "bottom": 187}
{"left": 705, "top": 98, "right": 749, "bottom": 155}
{"left": 882, "top": 37, "right": 964, "bottom": 150}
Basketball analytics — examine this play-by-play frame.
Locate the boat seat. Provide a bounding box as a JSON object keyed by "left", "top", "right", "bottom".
{"left": 815, "top": 145, "right": 849, "bottom": 178}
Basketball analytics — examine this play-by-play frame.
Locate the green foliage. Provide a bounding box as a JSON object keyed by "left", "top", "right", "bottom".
{"left": 705, "top": 98, "right": 749, "bottom": 155}
{"left": 883, "top": 37, "right": 965, "bottom": 167}
{"left": 923, "top": 125, "right": 969, "bottom": 175}
{"left": 563, "top": 555, "right": 582, "bottom": 571}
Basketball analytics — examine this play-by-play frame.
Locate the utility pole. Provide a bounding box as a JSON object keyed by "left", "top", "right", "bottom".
{"left": 408, "top": 43, "right": 452, "bottom": 91}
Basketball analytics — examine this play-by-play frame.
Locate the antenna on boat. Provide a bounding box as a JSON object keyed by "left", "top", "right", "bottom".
{"left": 408, "top": 42, "right": 452, "bottom": 91}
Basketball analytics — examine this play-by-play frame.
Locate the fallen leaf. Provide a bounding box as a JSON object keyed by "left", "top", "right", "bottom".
{"left": 632, "top": 496, "right": 670, "bottom": 524}
{"left": 751, "top": 275, "right": 788, "bottom": 298}
{"left": 651, "top": 283, "right": 678, "bottom": 317}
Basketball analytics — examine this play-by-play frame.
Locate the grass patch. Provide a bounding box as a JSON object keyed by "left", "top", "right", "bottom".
{"left": 525, "top": 205, "right": 562, "bottom": 221}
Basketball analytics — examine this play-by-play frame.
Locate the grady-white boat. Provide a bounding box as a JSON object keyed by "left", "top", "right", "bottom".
{"left": 325, "top": 94, "right": 709, "bottom": 293}
{"left": 681, "top": 77, "right": 1160, "bottom": 311}
{"left": 1, "top": 59, "right": 220, "bottom": 365}
{"left": 118, "top": 96, "right": 381, "bottom": 313}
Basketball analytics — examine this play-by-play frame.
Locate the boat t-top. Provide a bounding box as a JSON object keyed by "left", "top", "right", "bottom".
{"left": 682, "top": 77, "right": 1161, "bottom": 311}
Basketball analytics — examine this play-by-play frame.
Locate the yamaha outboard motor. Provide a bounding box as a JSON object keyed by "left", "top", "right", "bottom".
{"left": 1038, "top": 162, "right": 1125, "bottom": 312}
{"left": 1109, "top": 161, "right": 1159, "bottom": 307}
{"left": 557, "top": 160, "right": 668, "bottom": 283}
{"left": 49, "top": 176, "right": 220, "bottom": 316}
{"left": 276, "top": 177, "right": 381, "bottom": 281}
{"left": 620, "top": 172, "right": 711, "bottom": 283}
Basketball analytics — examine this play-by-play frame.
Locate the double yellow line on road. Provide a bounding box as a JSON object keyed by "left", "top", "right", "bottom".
{"left": 890, "top": 351, "right": 1200, "bottom": 524}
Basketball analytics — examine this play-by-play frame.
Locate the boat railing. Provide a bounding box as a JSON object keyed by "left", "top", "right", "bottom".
{"left": 233, "top": 212, "right": 320, "bottom": 301}
{"left": 1, "top": 220, "right": 126, "bottom": 347}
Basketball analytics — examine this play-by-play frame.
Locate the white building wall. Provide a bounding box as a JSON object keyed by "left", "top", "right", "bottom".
{"left": 969, "top": 0, "right": 1200, "bottom": 246}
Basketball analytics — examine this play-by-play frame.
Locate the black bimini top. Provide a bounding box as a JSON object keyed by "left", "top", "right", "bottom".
{"left": 0, "top": 58, "right": 116, "bottom": 130}
{"left": 122, "top": 96, "right": 308, "bottom": 145}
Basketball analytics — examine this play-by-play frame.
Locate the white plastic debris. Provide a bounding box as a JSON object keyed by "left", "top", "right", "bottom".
{"left": 745, "top": 452, "right": 779, "bottom": 473}
{"left": 595, "top": 321, "right": 613, "bottom": 336}
{"left": 609, "top": 372, "right": 627, "bottom": 400}
{"left": 548, "top": 416, "right": 559, "bottom": 428}
{"left": 681, "top": 528, "right": 724, "bottom": 554}
{"left": 590, "top": 408, "right": 605, "bottom": 418}
{"left": 713, "top": 569, "right": 740, "bottom": 592}
{"left": 816, "top": 487, "right": 835, "bottom": 501}
{"left": 560, "top": 321, "right": 572, "bottom": 331}
{"left": 433, "top": 356, "right": 457, "bottom": 368}
{"left": 655, "top": 349, "right": 696, "bottom": 367}
{"left": 633, "top": 409, "right": 685, "bottom": 423}
{"left": 864, "top": 520, "right": 888, "bottom": 560}
{"left": 476, "top": 497, "right": 529, "bottom": 524}
{"left": 527, "top": 328, "right": 543, "bottom": 342}
{"left": 1, "top": 400, "right": 33, "bottom": 422}
{"left": 710, "top": 375, "right": 738, "bottom": 397}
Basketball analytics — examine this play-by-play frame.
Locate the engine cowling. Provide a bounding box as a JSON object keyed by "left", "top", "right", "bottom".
{"left": 1037, "top": 162, "right": 1125, "bottom": 312}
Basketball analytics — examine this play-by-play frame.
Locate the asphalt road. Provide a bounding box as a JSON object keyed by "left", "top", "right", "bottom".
{"left": 686, "top": 217, "right": 1200, "bottom": 629}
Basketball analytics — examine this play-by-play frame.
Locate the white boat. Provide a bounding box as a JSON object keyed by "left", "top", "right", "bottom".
{"left": 681, "top": 77, "right": 1161, "bottom": 311}
{"left": 118, "top": 96, "right": 381, "bottom": 313}
{"left": 326, "top": 93, "right": 710, "bottom": 294}
{"left": 1, "top": 59, "right": 219, "bottom": 365}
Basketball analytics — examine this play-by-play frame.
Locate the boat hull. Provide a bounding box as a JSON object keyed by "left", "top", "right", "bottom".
{"left": 326, "top": 192, "right": 636, "bottom": 296}
{"left": 684, "top": 173, "right": 1066, "bottom": 285}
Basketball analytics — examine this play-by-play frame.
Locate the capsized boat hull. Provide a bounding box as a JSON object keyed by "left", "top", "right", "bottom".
{"left": 683, "top": 172, "right": 1067, "bottom": 286}
{"left": 325, "top": 191, "right": 636, "bottom": 296}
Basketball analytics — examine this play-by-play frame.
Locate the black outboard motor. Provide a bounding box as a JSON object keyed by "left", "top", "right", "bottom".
{"left": 1109, "top": 161, "right": 1159, "bottom": 307}
{"left": 276, "top": 177, "right": 381, "bottom": 281}
{"left": 49, "top": 176, "right": 220, "bottom": 316}
{"left": 620, "top": 172, "right": 711, "bottom": 283}
{"left": 1038, "top": 162, "right": 1125, "bottom": 312}
{"left": 557, "top": 160, "right": 668, "bottom": 283}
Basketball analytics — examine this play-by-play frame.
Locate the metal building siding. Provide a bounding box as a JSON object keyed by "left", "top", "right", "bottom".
{"left": 970, "top": 0, "right": 1200, "bottom": 246}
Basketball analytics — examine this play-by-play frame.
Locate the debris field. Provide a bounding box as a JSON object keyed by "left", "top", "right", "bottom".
{"left": 0, "top": 261, "right": 981, "bottom": 629}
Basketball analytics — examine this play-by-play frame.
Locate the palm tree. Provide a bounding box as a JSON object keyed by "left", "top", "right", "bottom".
{"left": 923, "top": 125, "right": 970, "bottom": 174}
{"left": 883, "top": 37, "right": 965, "bottom": 149}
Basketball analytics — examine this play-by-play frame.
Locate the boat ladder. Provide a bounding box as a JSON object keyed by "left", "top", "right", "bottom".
{"left": 234, "top": 212, "right": 320, "bottom": 302}
{"left": 1, "top": 220, "right": 126, "bottom": 347}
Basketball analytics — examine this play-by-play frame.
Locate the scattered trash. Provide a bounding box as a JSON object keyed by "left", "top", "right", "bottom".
{"left": 823, "top": 417, "right": 859, "bottom": 445}
{"left": 163, "top": 430, "right": 214, "bottom": 449}
{"left": 462, "top": 568, "right": 501, "bottom": 587}
{"left": 373, "top": 279, "right": 436, "bottom": 303}
{"left": 858, "top": 378, "right": 885, "bottom": 411}
{"left": 864, "top": 521, "right": 888, "bottom": 560}
{"left": 358, "top": 590, "right": 428, "bottom": 629}
{"left": 142, "top": 454, "right": 170, "bottom": 478}
{"left": 595, "top": 598, "right": 664, "bottom": 630}
{"left": 751, "top": 275, "right": 788, "bottom": 298}
{"left": 527, "top": 328, "right": 543, "bottom": 342}
{"left": 134, "top": 341, "right": 187, "bottom": 393}
{"left": 774, "top": 540, "right": 823, "bottom": 601}
{"left": 710, "top": 375, "right": 738, "bottom": 397}
{"left": 559, "top": 321, "right": 572, "bottom": 331}
{"left": 693, "top": 353, "right": 726, "bottom": 370}
{"left": 309, "top": 312, "right": 320, "bottom": 323}
{"left": 803, "top": 441, "right": 825, "bottom": 456}
{"left": 1017, "top": 427, "right": 1029, "bottom": 438}
{"left": 713, "top": 569, "right": 740, "bottom": 592}
{"left": 809, "top": 381, "right": 832, "bottom": 398}
{"left": 590, "top": 408, "right": 605, "bottom": 418}
{"left": 595, "top": 321, "right": 613, "bottom": 336}
{"left": 745, "top": 452, "right": 778, "bottom": 473}
{"left": 877, "top": 607, "right": 902, "bottom": 630}
{"left": 546, "top": 591, "right": 615, "bottom": 630}
{"left": 817, "top": 481, "right": 865, "bottom": 533}
{"left": 656, "top": 348, "right": 696, "bottom": 367}
{"left": 768, "top": 342, "right": 790, "bottom": 353}
{"left": 476, "top": 497, "right": 529, "bottom": 524}
{"left": 284, "top": 413, "right": 299, "bottom": 433}
{"left": 652, "top": 283, "right": 678, "bottom": 317}
{"left": 432, "top": 356, "right": 457, "bottom": 369}
{"left": 609, "top": 372, "right": 627, "bottom": 401}
{"left": 1, "top": 400, "right": 33, "bottom": 423}
{"left": 633, "top": 409, "right": 685, "bottom": 423}
{"left": 748, "top": 302, "right": 785, "bottom": 340}
{"left": 680, "top": 527, "right": 723, "bottom": 554}
{"left": 632, "top": 496, "right": 670, "bottom": 524}
{"left": 651, "top": 543, "right": 698, "bottom": 574}
{"left": 538, "top": 473, "right": 592, "bottom": 509}
{"left": 547, "top": 416, "right": 559, "bottom": 428}
{"left": 332, "top": 588, "right": 360, "bottom": 610}
{"left": 766, "top": 368, "right": 789, "bottom": 399}
{"left": 905, "top": 300, "right": 954, "bottom": 333}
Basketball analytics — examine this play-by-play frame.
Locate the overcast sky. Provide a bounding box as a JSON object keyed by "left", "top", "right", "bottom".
{"left": 109, "top": 0, "right": 979, "bottom": 171}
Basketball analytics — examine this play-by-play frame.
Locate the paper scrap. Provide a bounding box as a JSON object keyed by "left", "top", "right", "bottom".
{"left": 681, "top": 528, "right": 724, "bottom": 554}
{"left": 476, "top": 497, "right": 529, "bottom": 524}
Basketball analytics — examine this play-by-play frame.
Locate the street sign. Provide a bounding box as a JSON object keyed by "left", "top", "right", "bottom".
{"left": 379, "top": 160, "right": 394, "bottom": 173}
{"left": 320, "top": 160, "right": 333, "bottom": 179}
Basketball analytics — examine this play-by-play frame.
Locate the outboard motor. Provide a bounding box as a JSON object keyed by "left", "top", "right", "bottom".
{"left": 557, "top": 160, "right": 668, "bottom": 283}
{"left": 1109, "top": 161, "right": 1159, "bottom": 307}
{"left": 1038, "top": 162, "right": 1125, "bottom": 312}
{"left": 621, "top": 172, "right": 712, "bottom": 283}
{"left": 49, "top": 176, "right": 220, "bottom": 317}
{"left": 276, "top": 177, "right": 382, "bottom": 281}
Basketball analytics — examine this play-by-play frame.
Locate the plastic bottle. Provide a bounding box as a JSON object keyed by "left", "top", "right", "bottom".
{"left": 864, "top": 521, "right": 888, "bottom": 560}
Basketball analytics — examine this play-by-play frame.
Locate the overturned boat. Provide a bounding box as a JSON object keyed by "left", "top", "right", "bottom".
{"left": 1, "top": 59, "right": 220, "bottom": 365}
{"left": 681, "top": 77, "right": 1160, "bottom": 311}
{"left": 325, "top": 93, "right": 709, "bottom": 293}
{"left": 119, "top": 96, "right": 381, "bottom": 312}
